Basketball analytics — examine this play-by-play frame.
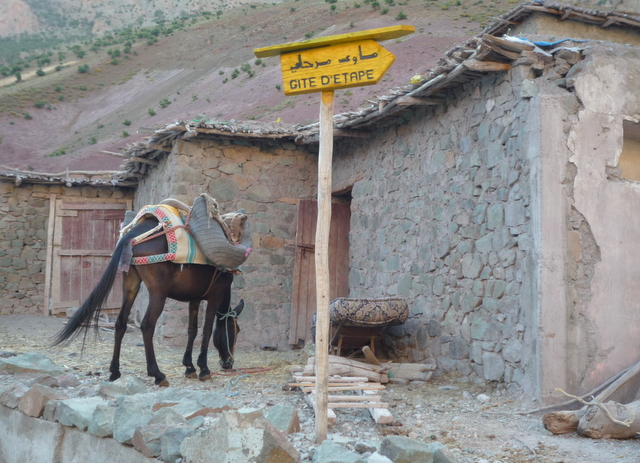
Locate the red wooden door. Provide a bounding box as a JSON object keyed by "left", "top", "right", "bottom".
{"left": 48, "top": 198, "right": 130, "bottom": 316}
{"left": 289, "top": 200, "right": 350, "bottom": 345}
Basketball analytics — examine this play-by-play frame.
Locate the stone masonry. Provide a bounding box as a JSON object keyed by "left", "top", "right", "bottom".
{"left": 134, "top": 137, "right": 318, "bottom": 349}
{"left": 332, "top": 47, "right": 587, "bottom": 393}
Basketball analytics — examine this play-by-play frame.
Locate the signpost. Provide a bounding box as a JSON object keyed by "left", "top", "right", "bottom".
{"left": 254, "top": 24, "right": 414, "bottom": 444}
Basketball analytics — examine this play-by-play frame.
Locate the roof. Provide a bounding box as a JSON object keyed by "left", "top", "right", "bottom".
{"left": 5, "top": 1, "right": 639, "bottom": 187}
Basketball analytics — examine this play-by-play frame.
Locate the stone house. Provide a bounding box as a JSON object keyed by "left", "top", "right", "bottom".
{"left": 3, "top": 2, "right": 640, "bottom": 405}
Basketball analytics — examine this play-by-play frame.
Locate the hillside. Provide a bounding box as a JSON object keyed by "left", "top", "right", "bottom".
{"left": 0, "top": 0, "right": 620, "bottom": 173}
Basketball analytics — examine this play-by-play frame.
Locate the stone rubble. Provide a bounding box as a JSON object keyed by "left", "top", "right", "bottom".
{"left": 0, "top": 352, "right": 459, "bottom": 463}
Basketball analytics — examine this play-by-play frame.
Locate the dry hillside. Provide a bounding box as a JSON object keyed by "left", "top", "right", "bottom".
{"left": 0, "top": 0, "right": 622, "bottom": 173}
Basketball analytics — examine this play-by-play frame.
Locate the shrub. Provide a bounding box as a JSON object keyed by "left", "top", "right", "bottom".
{"left": 34, "top": 101, "right": 46, "bottom": 108}
{"left": 24, "top": 112, "right": 32, "bottom": 119}
{"left": 148, "top": 108, "right": 156, "bottom": 116}
{"left": 395, "top": 10, "right": 407, "bottom": 19}
{"left": 275, "top": 84, "right": 281, "bottom": 91}
{"left": 78, "top": 64, "right": 89, "bottom": 73}
{"left": 159, "top": 98, "right": 171, "bottom": 108}
{"left": 123, "top": 119, "right": 131, "bottom": 126}
{"left": 36, "top": 69, "right": 45, "bottom": 76}
{"left": 89, "top": 136, "right": 97, "bottom": 145}
{"left": 55, "top": 86, "right": 62, "bottom": 92}
{"left": 55, "top": 66, "right": 62, "bottom": 72}
{"left": 122, "top": 131, "right": 130, "bottom": 137}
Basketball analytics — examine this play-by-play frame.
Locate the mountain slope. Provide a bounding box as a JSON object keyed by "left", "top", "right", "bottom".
{"left": 0, "top": 0, "right": 613, "bottom": 173}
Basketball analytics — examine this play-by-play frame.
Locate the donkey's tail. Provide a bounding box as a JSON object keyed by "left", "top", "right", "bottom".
{"left": 52, "top": 221, "right": 152, "bottom": 346}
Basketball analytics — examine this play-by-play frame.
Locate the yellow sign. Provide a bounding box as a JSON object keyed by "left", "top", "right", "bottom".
{"left": 254, "top": 25, "right": 414, "bottom": 95}
{"left": 280, "top": 40, "right": 394, "bottom": 96}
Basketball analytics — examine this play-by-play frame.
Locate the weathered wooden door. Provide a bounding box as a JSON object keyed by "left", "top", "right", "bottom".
{"left": 289, "top": 199, "right": 350, "bottom": 345}
{"left": 44, "top": 197, "right": 131, "bottom": 316}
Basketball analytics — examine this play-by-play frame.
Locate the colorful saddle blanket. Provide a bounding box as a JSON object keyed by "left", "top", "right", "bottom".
{"left": 122, "top": 205, "right": 212, "bottom": 266}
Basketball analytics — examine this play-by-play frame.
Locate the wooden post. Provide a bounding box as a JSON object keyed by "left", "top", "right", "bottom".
{"left": 314, "top": 90, "right": 335, "bottom": 444}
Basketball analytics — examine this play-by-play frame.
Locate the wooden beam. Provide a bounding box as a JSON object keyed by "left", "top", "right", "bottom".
{"left": 100, "top": 150, "right": 159, "bottom": 165}
{"left": 463, "top": 59, "right": 512, "bottom": 72}
{"left": 315, "top": 90, "right": 335, "bottom": 444}
{"left": 396, "top": 96, "right": 445, "bottom": 106}
{"left": 43, "top": 194, "right": 57, "bottom": 317}
{"left": 483, "top": 35, "right": 534, "bottom": 53}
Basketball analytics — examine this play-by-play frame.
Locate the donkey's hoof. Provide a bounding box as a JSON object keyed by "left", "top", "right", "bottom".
{"left": 185, "top": 371, "right": 198, "bottom": 379}
{"left": 199, "top": 373, "right": 212, "bottom": 381}
{"left": 156, "top": 377, "right": 170, "bottom": 387}
{"left": 109, "top": 373, "right": 121, "bottom": 382}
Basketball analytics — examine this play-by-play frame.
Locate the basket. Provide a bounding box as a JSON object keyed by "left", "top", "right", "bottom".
{"left": 188, "top": 194, "right": 253, "bottom": 270}
{"left": 328, "top": 297, "right": 409, "bottom": 328}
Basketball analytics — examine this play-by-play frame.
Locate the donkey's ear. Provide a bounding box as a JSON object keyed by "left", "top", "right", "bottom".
{"left": 234, "top": 299, "right": 244, "bottom": 316}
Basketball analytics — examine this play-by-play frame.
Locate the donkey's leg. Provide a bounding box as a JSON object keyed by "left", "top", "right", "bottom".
{"left": 140, "top": 294, "right": 168, "bottom": 386}
{"left": 196, "top": 298, "right": 218, "bottom": 381}
{"left": 182, "top": 300, "right": 200, "bottom": 379}
{"left": 109, "top": 268, "right": 141, "bottom": 382}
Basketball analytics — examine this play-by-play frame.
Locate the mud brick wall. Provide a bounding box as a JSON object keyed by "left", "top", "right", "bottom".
{"left": 135, "top": 137, "right": 318, "bottom": 349}
{"left": 0, "top": 182, "right": 132, "bottom": 315}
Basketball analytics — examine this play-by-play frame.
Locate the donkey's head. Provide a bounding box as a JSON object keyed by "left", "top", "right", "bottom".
{"left": 213, "top": 299, "right": 244, "bottom": 370}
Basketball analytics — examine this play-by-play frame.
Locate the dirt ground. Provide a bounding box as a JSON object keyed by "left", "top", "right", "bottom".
{"left": 1, "top": 314, "right": 639, "bottom": 462}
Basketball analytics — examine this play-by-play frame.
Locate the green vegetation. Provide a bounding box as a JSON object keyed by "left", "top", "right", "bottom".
{"left": 148, "top": 108, "right": 156, "bottom": 116}
{"left": 77, "top": 64, "right": 89, "bottom": 73}
{"left": 159, "top": 98, "right": 171, "bottom": 108}
{"left": 123, "top": 119, "right": 131, "bottom": 126}
{"left": 122, "top": 130, "right": 130, "bottom": 137}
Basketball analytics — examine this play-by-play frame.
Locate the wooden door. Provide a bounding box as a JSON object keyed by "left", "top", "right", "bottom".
{"left": 289, "top": 200, "right": 350, "bottom": 345}
{"left": 44, "top": 197, "right": 131, "bottom": 316}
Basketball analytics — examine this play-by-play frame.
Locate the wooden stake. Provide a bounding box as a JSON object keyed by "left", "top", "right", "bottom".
{"left": 315, "top": 90, "right": 335, "bottom": 444}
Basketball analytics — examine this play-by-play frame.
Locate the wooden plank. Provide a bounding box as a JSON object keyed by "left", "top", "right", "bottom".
{"left": 60, "top": 202, "right": 128, "bottom": 210}
{"left": 303, "top": 385, "right": 386, "bottom": 392}
{"left": 328, "top": 403, "right": 388, "bottom": 409}
{"left": 328, "top": 395, "right": 382, "bottom": 402}
{"left": 294, "top": 376, "right": 371, "bottom": 382}
{"left": 357, "top": 389, "right": 394, "bottom": 424}
{"left": 305, "top": 391, "right": 336, "bottom": 426}
{"left": 58, "top": 250, "right": 114, "bottom": 257}
{"left": 396, "top": 96, "right": 446, "bottom": 106}
{"left": 43, "top": 194, "right": 57, "bottom": 316}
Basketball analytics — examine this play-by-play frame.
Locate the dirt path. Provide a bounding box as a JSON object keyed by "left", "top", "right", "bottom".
{"left": 0, "top": 60, "right": 79, "bottom": 87}
{"left": 1, "top": 314, "right": 639, "bottom": 462}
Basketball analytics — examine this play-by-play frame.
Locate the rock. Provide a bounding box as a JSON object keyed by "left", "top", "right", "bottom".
{"left": 476, "top": 394, "right": 490, "bottom": 404}
{"left": 427, "top": 442, "right": 458, "bottom": 463}
{"left": 18, "top": 384, "right": 67, "bottom": 417}
{"left": 379, "top": 436, "right": 434, "bottom": 463}
{"left": 367, "top": 453, "right": 393, "bottom": 463}
{"left": 113, "top": 395, "right": 155, "bottom": 445}
{"left": 266, "top": 404, "right": 301, "bottom": 435}
{"left": 0, "top": 353, "right": 64, "bottom": 376}
{"left": 133, "top": 423, "right": 174, "bottom": 458}
{"left": 161, "top": 425, "right": 198, "bottom": 463}
{"left": 54, "top": 397, "right": 108, "bottom": 431}
{"left": 99, "top": 376, "right": 148, "bottom": 398}
{"left": 56, "top": 373, "right": 81, "bottom": 388}
{"left": 0, "top": 382, "right": 30, "bottom": 408}
{"left": 28, "top": 374, "right": 59, "bottom": 388}
{"left": 312, "top": 440, "right": 366, "bottom": 463}
{"left": 180, "top": 410, "right": 300, "bottom": 463}
{"left": 355, "top": 442, "right": 378, "bottom": 454}
{"left": 88, "top": 402, "right": 115, "bottom": 437}
{"left": 150, "top": 407, "right": 188, "bottom": 426}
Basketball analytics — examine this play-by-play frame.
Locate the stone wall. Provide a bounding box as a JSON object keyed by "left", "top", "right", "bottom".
{"left": 135, "top": 137, "right": 318, "bottom": 349}
{"left": 333, "top": 65, "right": 544, "bottom": 393}
{"left": 0, "top": 181, "right": 133, "bottom": 315}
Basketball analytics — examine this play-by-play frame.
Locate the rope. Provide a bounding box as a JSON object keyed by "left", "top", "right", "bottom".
{"left": 225, "top": 374, "right": 249, "bottom": 396}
